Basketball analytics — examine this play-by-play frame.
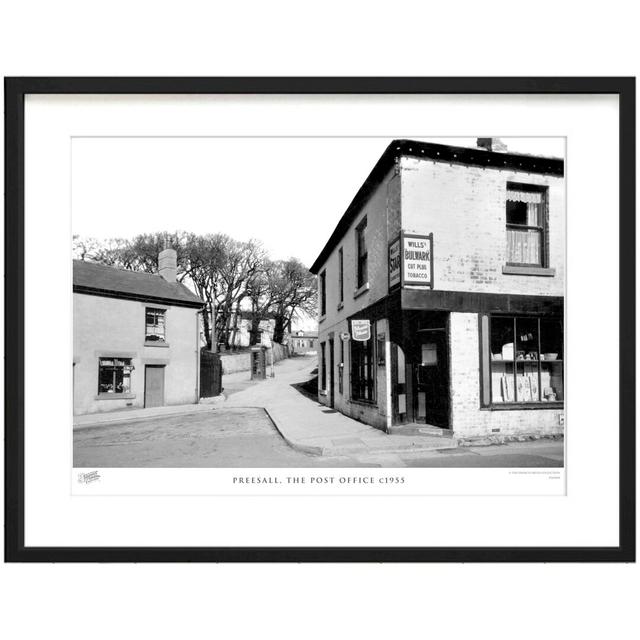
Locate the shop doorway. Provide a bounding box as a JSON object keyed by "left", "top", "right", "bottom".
{"left": 144, "top": 365, "right": 165, "bottom": 408}
{"left": 390, "top": 343, "right": 408, "bottom": 425}
{"left": 413, "top": 329, "right": 449, "bottom": 428}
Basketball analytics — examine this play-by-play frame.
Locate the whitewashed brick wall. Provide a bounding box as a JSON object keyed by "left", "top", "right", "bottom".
{"left": 401, "top": 158, "right": 565, "bottom": 296}
{"left": 449, "top": 312, "right": 564, "bottom": 438}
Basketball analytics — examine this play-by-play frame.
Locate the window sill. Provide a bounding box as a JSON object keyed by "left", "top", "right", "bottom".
{"left": 318, "top": 315, "right": 326, "bottom": 324}
{"left": 95, "top": 393, "right": 136, "bottom": 401}
{"left": 145, "top": 341, "right": 170, "bottom": 348}
{"left": 319, "top": 389, "right": 328, "bottom": 396}
{"left": 337, "top": 301, "right": 344, "bottom": 311}
{"left": 482, "top": 402, "right": 564, "bottom": 411}
{"left": 349, "top": 398, "right": 377, "bottom": 408}
{"left": 502, "top": 265, "right": 556, "bottom": 277}
{"left": 353, "top": 282, "right": 370, "bottom": 299}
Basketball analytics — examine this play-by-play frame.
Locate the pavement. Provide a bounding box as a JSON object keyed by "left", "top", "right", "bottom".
{"left": 220, "top": 355, "right": 458, "bottom": 456}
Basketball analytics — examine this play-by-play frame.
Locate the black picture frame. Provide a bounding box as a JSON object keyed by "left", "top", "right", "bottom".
{"left": 4, "top": 77, "right": 635, "bottom": 563}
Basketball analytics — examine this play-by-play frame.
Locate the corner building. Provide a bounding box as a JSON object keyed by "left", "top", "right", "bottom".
{"left": 310, "top": 139, "right": 565, "bottom": 440}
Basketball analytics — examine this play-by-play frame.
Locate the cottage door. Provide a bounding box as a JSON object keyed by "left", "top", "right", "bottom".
{"left": 144, "top": 365, "right": 165, "bottom": 408}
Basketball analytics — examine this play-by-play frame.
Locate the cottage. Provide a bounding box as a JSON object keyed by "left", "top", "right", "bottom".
{"left": 310, "top": 139, "right": 565, "bottom": 439}
{"left": 73, "top": 249, "right": 204, "bottom": 415}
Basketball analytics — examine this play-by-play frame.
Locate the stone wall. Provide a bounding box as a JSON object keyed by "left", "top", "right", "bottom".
{"left": 219, "top": 343, "right": 290, "bottom": 375}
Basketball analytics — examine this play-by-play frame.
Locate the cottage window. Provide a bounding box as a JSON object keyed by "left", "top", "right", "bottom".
{"left": 98, "top": 358, "right": 132, "bottom": 394}
{"left": 356, "top": 217, "right": 368, "bottom": 288}
{"left": 506, "top": 183, "right": 548, "bottom": 267}
{"left": 480, "top": 314, "right": 563, "bottom": 407}
{"left": 351, "top": 335, "right": 375, "bottom": 403}
{"left": 320, "top": 270, "right": 327, "bottom": 317}
{"left": 145, "top": 307, "right": 166, "bottom": 342}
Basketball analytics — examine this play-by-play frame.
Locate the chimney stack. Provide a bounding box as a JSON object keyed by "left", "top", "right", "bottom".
{"left": 477, "top": 137, "right": 508, "bottom": 153}
{"left": 159, "top": 248, "right": 177, "bottom": 283}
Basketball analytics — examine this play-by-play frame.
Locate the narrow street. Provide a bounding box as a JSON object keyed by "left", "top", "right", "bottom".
{"left": 74, "top": 355, "right": 563, "bottom": 468}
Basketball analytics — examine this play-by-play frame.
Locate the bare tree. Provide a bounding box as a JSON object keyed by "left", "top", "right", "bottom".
{"left": 73, "top": 233, "right": 312, "bottom": 350}
{"left": 268, "top": 258, "right": 318, "bottom": 344}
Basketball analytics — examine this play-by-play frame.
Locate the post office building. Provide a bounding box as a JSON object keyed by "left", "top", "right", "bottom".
{"left": 310, "top": 139, "right": 565, "bottom": 440}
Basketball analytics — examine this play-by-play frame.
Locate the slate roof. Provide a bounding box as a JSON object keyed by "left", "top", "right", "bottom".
{"left": 73, "top": 260, "right": 204, "bottom": 308}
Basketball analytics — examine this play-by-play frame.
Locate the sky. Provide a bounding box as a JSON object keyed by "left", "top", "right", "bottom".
{"left": 72, "top": 136, "right": 564, "bottom": 269}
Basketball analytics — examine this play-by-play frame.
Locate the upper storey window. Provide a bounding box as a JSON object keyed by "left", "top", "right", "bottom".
{"left": 506, "top": 183, "right": 548, "bottom": 267}
{"left": 356, "top": 217, "right": 368, "bottom": 289}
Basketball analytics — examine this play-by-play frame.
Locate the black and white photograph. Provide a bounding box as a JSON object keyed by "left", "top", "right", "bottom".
{"left": 5, "top": 77, "right": 633, "bottom": 566}
{"left": 72, "top": 135, "right": 565, "bottom": 470}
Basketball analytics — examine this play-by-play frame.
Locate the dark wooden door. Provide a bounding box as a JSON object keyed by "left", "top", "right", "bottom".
{"left": 200, "top": 350, "right": 222, "bottom": 398}
{"left": 144, "top": 365, "right": 165, "bottom": 408}
{"left": 413, "top": 332, "right": 449, "bottom": 428}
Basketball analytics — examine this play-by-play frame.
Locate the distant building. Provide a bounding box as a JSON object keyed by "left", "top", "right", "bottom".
{"left": 289, "top": 330, "right": 318, "bottom": 354}
{"left": 73, "top": 249, "right": 204, "bottom": 415}
{"left": 310, "top": 139, "right": 564, "bottom": 439}
{"left": 224, "top": 314, "right": 279, "bottom": 349}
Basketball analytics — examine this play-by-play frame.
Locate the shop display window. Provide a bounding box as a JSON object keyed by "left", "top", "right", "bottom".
{"left": 488, "top": 315, "right": 563, "bottom": 405}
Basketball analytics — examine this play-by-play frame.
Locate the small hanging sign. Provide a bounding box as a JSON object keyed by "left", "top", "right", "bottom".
{"left": 351, "top": 319, "right": 371, "bottom": 342}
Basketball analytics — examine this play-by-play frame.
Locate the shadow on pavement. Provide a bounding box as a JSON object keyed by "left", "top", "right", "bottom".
{"left": 290, "top": 374, "right": 319, "bottom": 403}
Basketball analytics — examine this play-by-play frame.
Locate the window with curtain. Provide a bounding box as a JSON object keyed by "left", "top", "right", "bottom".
{"left": 145, "top": 307, "right": 166, "bottom": 342}
{"left": 506, "top": 183, "right": 548, "bottom": 266}
{"left": 98, "top": 358, "right": 133, "bottom": 394}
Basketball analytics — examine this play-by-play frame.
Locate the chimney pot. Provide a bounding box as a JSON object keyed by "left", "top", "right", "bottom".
{"left": 159, "top": 248, "right": 177, "bottom": 283}
{"left": 477, "top": 137, "right": 508, "bottom": 153}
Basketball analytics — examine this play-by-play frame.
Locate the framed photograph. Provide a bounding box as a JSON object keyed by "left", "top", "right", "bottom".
{"left": 4, "top": 77, "right": 635, "bottom": 562}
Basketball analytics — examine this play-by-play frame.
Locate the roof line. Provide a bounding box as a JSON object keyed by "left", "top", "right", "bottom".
{"left": 309, "top": 139, "right": 564, "bottom": 274}
{"left": 73, "top": 285, "right": 204, "bottom": 309}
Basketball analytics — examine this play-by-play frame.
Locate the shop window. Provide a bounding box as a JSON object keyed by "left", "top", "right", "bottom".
{"left": 351, "top": 335, "right": 375, "bottom": 402}
{"left": 506, "top": 183, "right": 548, "bottom": 267}
{"left": 320, "top": 342, "right": 326, "bottom": 391}
{"left": 356, "top": 217, "right": 368, "bottom": 289}
{"left": 480, "top": 314, "right": 563, "bottom": 406}
{"left": 145, "top": 307, "right": 166, "bottom": 342}
{"left": 320, "top": 270, "right": 326, "bottom": 316}
{"left": 98, "top": 358, "right": 133, "bottom": 394}
{"left": 338, "top": 247, "right": 344, "bottom": 303}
